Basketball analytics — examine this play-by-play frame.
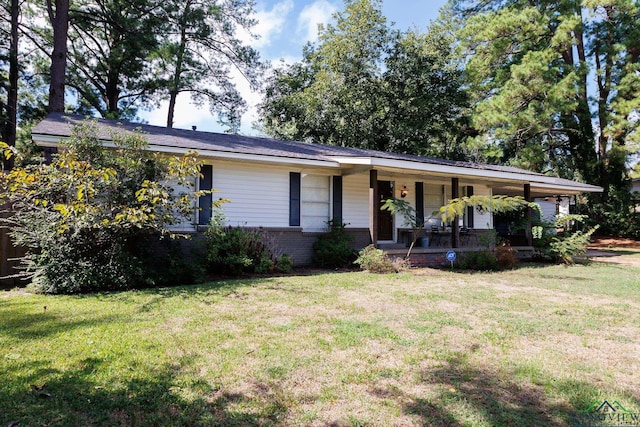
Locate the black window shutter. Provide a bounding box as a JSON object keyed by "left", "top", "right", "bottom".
{"left": 198, "top": 165, "right": 213, "bottom": 225}
{"left": 415, "top": 182, "right": 424, "bottom": 227}
{"left": 333, "top": 176, "right": 343, "bottom": 223}
{"left": 466, "top": 186, "right": 474, "bottom": 228}
{"left": 290, "top": 172, "right": 301, "bottom": 227}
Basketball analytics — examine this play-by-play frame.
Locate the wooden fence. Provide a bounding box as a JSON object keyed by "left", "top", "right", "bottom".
{"left": 0, "top": 207, "right": 26, "bottom": 288}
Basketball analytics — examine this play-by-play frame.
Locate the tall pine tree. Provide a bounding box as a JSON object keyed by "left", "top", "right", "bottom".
{"left": 454, "top": 0, "right": 640, "bottom": 201}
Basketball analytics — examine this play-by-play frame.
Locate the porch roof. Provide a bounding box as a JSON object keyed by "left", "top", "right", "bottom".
{"left": 32, "top": 113, "right": 602, "bottom": 196}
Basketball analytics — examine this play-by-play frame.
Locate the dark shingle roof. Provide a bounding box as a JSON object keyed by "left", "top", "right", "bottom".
{"left": 32, "top": 113, "right": 601, "bottom": 191}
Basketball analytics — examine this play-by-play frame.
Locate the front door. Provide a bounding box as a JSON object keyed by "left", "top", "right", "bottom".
{"left": 377, "top": 181, "right": 394, "bottom": 240}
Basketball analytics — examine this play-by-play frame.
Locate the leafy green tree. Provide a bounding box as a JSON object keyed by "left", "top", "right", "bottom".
{"left": 383, "top": 21, "right": 470, "bottom": 158}
{"left": 453, "top": 0, "right": 640, "bottom": 201}
{"left": 258, "top": 0, "right": 470, "bottom": 157}
{"left": 23, "top": 0, "right": 261, "bottom": 126}
{"left": 153, "top": 0, "right": 263, "bottom": 131}
{"left": 260, "top": 0, "right": 390, "bottom": 150}
{"left": 0, "top": 0, "right": 50, "bottom": 168}
{"left": 0, "top": 120, "right": 217, "bottom": 293}
{"left": 1, "top": 0, "right": 20, "bottom": 170}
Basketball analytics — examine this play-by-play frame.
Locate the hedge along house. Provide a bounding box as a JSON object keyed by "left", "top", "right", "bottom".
{"left": 32, "top": 113, "right": 603, "bottom": 265}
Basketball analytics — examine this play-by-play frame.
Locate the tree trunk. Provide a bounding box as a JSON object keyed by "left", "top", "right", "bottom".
{"left": 3, "top": 0, "right": 19, "bottom": 170}
{"left": 166, "top": 5, "right": 189, "bottom": 129}
{"left": 558, "top": 7, "right": 597, "bottom": 186}
{"left": 594, "top": 6, "right": 615, "bottom": 202}
{"left": 47, "top": 0, "right": 70, "bottom": 113}
{"left": 105, "top": 77, "right": 120, "bottom": 118}
{"left": 167, "top": 91, "right": 178, "bottom": 128}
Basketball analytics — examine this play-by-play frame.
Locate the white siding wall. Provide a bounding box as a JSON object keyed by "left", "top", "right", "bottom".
{"left": 205, "top": 162, "right": 498, "bottom": 233}
{"left": 424, "top": 183, "right": 445, "bottom": 227}
{"left": 167, "top": 177, "right": 197, "bottom": 232}
{"left": 343, "top": 174, "right": 370, "bottom": 228}
{"left": 392, "top": 181, "right": 415, "bottom": 229}
{"left": 534, "top": 198, "right": 570, "bottom": 223}
{"left": 301, "top": 174, "right": 330, "bottom": 231}
{"left": 471, "top": 185, "right": 493, "bottom": 229}
{"left": 535, "top": 199, "right": 556, "bottom": 222}
{"left": 213, "top": 162, "right": 290, "bottom": 227}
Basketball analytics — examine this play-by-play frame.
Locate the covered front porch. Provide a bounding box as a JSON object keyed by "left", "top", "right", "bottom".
{"left": 341, "top": 162, "right": 601, "bottom": 253}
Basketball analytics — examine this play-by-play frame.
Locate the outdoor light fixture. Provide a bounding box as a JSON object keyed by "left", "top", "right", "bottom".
{"left": 400, "top": 185, "right": 408, "bottom": 198}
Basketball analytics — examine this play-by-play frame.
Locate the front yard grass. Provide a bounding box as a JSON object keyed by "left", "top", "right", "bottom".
{"left": 2, "top": 262, "right": 639, "bottom": 426}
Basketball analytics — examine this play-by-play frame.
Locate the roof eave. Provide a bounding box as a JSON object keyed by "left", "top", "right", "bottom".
{"left": 32, "top": 132, "right": 603, "bottom": 194}
{"left": 32, "top": 133, "right": 341, "bottom": 169}
{"left": 331, "top": 156, "right": 603, "bottom": 193}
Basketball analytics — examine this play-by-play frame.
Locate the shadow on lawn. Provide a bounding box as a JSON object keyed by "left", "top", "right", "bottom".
{"left": 1, "top": 356, "right": 287, "bottom": 427}
{"left": 128, "top": 275, "right": 315, "bottom": 307}
{"left": 0, "top": 298, "right": 121, "bottom": 340}
{"left": 375, "top": 354, "right": 639, "bottom": 426}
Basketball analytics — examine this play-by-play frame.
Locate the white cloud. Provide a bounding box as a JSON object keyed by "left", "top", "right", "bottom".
{"left": 297, "top": 0, "right": 337, "bottom": 43}
{"left": 272, "top": 55, "right": 302, "bottom": 69}
{"left": 238, "top": 0, "right": 295, "bottom": 49}
{"left": 230, "top": 68, "right": 263, "bottom": 135}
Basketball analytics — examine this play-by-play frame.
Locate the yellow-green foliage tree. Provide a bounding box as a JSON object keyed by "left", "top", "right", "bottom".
{"left": 433, "top": 195, "right": 540, "bottom": 223}
{"left": 0, "top": 120, "right": 217, "bottom": 294}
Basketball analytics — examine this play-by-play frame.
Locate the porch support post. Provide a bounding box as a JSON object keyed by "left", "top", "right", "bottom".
{"left": 369, "top": 169, "right": 378, "bottom": 245}
{"left": 524, "top": 183, "right": 533, "bottom": 246}
{"left": 451, "top": 177, "right": 459, "bottom": 248}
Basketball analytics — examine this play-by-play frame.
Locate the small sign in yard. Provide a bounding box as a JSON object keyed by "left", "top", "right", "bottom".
{"left": 446, "top": 250, "right": 457, "bottom": 268}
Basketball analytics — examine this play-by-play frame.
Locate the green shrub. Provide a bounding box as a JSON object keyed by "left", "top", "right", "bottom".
{"left": 548, "top": 228, "right": 598, "bottom": 264}
{"left": 583, "top": 187, "right": 640, "bottom": 239}
{"left": 29, "top": 239, "right": 144, "bottom": 294}
{"left": 143, "top": 237, "right": 207, "bottom": 287}
{"left": 205, "top": 214, "right": 282, "bottom": 275}
{"left": 275, "top": 254, "right": 294, "bottom": 273}
{"left": 354, "top": 245, "right": 408, "bottom": 273}
{"left": 533, "top": 214, "right": 599, "bottom": 264}
{"left": 459, "top": 250, "right": 499, "bottom": 271}
{"left": 313, "top": 220, "right": 356, "bottom": 268}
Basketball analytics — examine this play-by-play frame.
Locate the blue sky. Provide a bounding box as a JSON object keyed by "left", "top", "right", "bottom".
{"left": 140, "top": 0, "right": 449, "bottom": 135}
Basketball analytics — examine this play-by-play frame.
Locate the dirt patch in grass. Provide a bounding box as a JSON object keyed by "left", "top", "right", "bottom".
{"left": 585, "top": 249, "right": 640, "bottom": 267}
{"left": 589, "top": 237, "right": 640, "bottom": 249}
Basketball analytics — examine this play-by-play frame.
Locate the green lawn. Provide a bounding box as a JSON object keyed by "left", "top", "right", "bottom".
{"left": 2, "top": 262, "right": 640, "bottom": 426}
